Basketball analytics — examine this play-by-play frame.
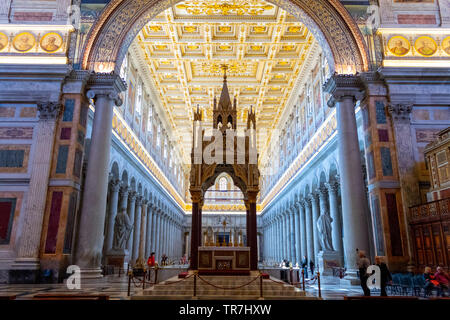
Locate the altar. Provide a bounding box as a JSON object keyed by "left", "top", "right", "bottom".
{"left": 198, "top": 246, "right": 250, "bottom": 271}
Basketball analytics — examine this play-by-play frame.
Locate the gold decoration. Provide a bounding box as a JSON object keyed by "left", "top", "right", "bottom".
{"left": 155, "top": 44, "right": 168, "bottom": 50}
{"left": 250, "top": 45, "right": 262, "bottom": 51}
{"left": 149, "top": 25, "right": 162, "bottom": 32}
{"left": 186, "top": 44, "right": 200, "bottom": 50}
{"left": 442, "top": 36, "right": 450, "bottom": 56}
{"left": 200, "top": 61, "right": 252, "bottom": 74}
{"left": 183, "top": 26, "right": 197, "bottom": 33}
{"left": 40, "top": 32, "right": 63, "bottom": 53}
{"left": 218, "top": 44, "right": 232, "bottom": 50}
{"left": 12, "top": 32, "right": 35, "bottom": 52}
{"left": 218, "top": 26, "right": 232, "bottom": 33}
{"left": 414, "top": 36, "right": 437, "bottom": 57}
{"left": 176, "top": 1, "right": 273, "bottom": 16}
{"left": 252, "top": 26, "right": 266, "bottom": 33}
{"left": 0, "top": 32, "right": 8, "bottom": 52}
{"left": 287, "top": 26, "right": 301, "bottom": 33}
{"left": 387, "top": 36, "right": 410, "bottom": 57}
{"left": 281, "top": 45, "right": 294, "bottom": 51}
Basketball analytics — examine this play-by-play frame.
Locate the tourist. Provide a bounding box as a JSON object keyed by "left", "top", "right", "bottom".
{"left": 147, "top": 252, "right": 156, "bottom": 267}
{"left": 375, "top": 256, "right": 392, "bottom": 296}
{"left": 301, "top": 256, "right": 308, "bottom": 279}
{"left": 161, "top": 253, "right": 168, "bottom": 266}
{"left": 423, "top": 266, "right": 437, "bottom": 296}
{"left": 357, "top": 249, "right": 371, "bottom": 296}
{"left": 309, "top": 260, "right": 315, "bottom": 277}
{"left": 434, "top": 266, "right": 450, "bottom": 297}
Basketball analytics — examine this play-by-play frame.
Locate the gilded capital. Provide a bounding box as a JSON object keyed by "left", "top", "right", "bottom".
{"left": 323, "top": 73, "right": 365, "bottom": 107}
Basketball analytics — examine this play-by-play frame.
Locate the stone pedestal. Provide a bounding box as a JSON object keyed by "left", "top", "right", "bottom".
{"left": 317, "top": 250, "right": 340, "bottom": 277}
{"left": 106, "top": 249, "right": 128, "bottom": 270}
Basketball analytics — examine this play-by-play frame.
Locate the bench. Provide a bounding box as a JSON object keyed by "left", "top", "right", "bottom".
{"left": 344, "top": 296, "right": 418, "bottom": 301}
{"left": 32, "top": 293, "right": 109, "bottom": 300}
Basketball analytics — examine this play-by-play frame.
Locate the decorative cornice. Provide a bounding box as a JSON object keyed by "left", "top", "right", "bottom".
{"left": 86, "top": 72, "right": 127, "bottom": 106}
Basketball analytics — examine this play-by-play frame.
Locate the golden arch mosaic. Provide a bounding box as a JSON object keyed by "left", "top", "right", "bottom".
{"left": 81, "top": 0, "right": 369, "bottom": 74}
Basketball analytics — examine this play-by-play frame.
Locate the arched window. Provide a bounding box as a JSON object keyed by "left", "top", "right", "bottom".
{"left": 164, "top": 139, "right": 168, "bottom": 159}
{"left": 219, "top": 177, "right": 227, "bottom": 191}
{"left": 136, "top": 83, "right": 142, "bottom": 117}
{"left": 156, "top": 123, "right": 161, "bottom": 147}
{"left": 148, "top": 104, "right": 153, "bottom": 134}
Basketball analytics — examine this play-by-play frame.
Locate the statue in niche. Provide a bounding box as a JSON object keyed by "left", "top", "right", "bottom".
{"left": 316, "top": 211, "right": 334, "bottom": 251}
{"left": 112, "top": 209, "right": 133, "bottom": 250}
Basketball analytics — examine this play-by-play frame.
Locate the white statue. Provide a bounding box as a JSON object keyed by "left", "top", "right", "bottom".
{"left": 316, "top": 211, "right": 334, "bottom": 251}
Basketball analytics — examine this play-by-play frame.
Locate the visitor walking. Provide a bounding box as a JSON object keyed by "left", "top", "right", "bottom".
{"left": 301, "top": 256, "right": 308, "bottom": 279}
{"left": 375, "top": 256, "right": 392, "bottom": 296}
{"left": 423, "top": 266, "right": 437, "bottom": 297}
{"left": 309, "top": 260, "right": 315, "bottom": 277}
{"left": 434, "top": 266, "right": 450, "bottom": 297}
{"left": 357, "top": 249, "right": 371, "bottom": 296}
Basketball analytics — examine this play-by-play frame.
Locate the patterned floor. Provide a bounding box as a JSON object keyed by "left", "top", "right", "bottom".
{"left": 0, "top": 274, "right": 369, "bottom": 300}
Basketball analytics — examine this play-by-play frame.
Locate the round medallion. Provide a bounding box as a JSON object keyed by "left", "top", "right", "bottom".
{"left": 414, "top": 36, "right": 437, "bottom": 57}
{"left": 0, "top": 32, "right": 8, "bottom": 52}
{"left": 12, "top": 32, "right": 36, "bottom": 52}
{"left": 441, "top": 36, "right": 450, "bottom": 56}
{"left": 40, "top": 32, "right": 63, "bottom": 53}
{"left": 387, "top": 36, "right": 410, "bottom": 57}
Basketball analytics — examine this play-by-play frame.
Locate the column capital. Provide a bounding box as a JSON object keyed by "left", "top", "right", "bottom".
{"left": 37, "top": 101, "right": 63, "bottom": 120}
{"left": 86, "top": 72, "right": 127, "bottom": 106}
{"left": 119, "top": 184, "right": 128, "bottom": 196}
{"left": 317, "top": 186, "right": 328, "bottom": 198}
{"left": 109, "top": 178, "right": 121, "bottom": 192}
{"left": 128, "top": 191, "right": 137, "bottom": 201}
{"left": 323, "top": 73, "right": 365, "bottom": 108}
{"left": 387, "top": 103, "right": 413, "bottom": 122}
{"left": 135, "top": 195, "right": 143, "bottom": 205}
{"left": 325, "top": 180, "right": 340, "bottom": 194}
{"left": 307, "top": 192, "right": 319, "bottom": 202}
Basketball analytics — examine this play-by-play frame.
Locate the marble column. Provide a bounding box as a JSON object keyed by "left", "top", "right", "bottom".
{"left": 0, "top": 0, "right": 11, "bottom": 23}
{"left": 136, "top": 200, "right": 147, "bottom": 268}
{"left": 13, "top": 102, "right": 62, "bottom": 277}
{"left": 145, "top": 205, "right": 153, "bottom": 258}
{"left": 119, "top": 184, "right": 128, "bottom": 210}
{"left": 275, "top": 217, "right": 280, "bottom": 261}
{"left": 74, "top": 73, "right": 126, "bottom": 278}
{"left": 132, "top": 196, "right": 142, "bottom": 264}
{"left": 126, "top": 191, "right": 137, "bottom": 254}
{"left": 326, "top": 180, "right": 344, "bottom": 264}
{"left": 387, "top": 104, "right": 418, "bottom": 268}
{"left": 304, "top": 198, "right": 314, "bottom": 264}
{"left": 154, "top": 211, "right": 161, "bottom": 261}
{"left": 324, "top": 74, "right": 371, "bottom": 274}
{"left": 309, "top": 193, "right": 321, "bottom": 261}
{"left": 288, "top": 209, "right": 295, "bottom": 262}
{"left": 294, "top": 202, "right": 302, "bottom": 262}
{"left": 283, "top": 212, "right": 288, "bottom": 260}
{"left": 105, "top": 178, "right": 121, "bottom": 253}
{"left": 299, "top": 201, "right": 307, "bottom": 261}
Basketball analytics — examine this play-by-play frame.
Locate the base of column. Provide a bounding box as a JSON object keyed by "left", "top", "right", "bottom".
{"left": 317, "top": 250, "right": 341, "bottom": 277}
{"left": 340, "top": 269, "right": 361, "bottom": 286}
{"left": 78, "top": 268, "right": 104, "bottom": 282}
{"left": 8, "top": 258, "right": 40, "bottom": 283}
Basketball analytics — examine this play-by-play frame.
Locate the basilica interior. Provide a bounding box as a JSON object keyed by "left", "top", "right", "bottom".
{"left": 0, "top": 0, "right": 449, "bottom": 301}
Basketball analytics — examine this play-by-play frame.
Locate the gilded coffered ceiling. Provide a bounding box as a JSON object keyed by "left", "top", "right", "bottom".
{"left": 134, "top": 0, "right": 318, "bottom": 164}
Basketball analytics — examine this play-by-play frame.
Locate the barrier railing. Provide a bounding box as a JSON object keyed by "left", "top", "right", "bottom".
{"left": 126, "top": 269, "right": 321, "bottom": 298}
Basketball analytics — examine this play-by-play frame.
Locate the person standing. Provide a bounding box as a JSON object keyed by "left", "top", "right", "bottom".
{"left": 357, "top": 249, "right": 371, "bottom": 296}
{"left": 301, "top": 256, "right": 308, "bottom": 279}
{"left": 309, "top": 259, "right": 315, "bottom": 277}
{"left": 423, "top": 266, "right": 437, "bottom": 297}
{"left": 434, "top": 266, "right": 450, "bottom": 297}
{"left": 147, "top": 252, "right": 156, "bottom": 267}
{"left": 375, "top": 256, "right": 392, "bottom": 296}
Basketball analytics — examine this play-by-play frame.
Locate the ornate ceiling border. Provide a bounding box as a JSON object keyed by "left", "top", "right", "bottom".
{"left": 81, "top": 0, "right": 369, "bottom": 74}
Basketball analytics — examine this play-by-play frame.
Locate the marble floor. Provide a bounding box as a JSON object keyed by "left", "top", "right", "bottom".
{"left": 0, "top": 273, "right": 371, "bottom": 300}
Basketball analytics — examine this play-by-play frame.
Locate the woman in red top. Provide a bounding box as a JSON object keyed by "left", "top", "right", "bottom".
{"left": 147, "top": 252, "right": 156, "bottom": 267}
